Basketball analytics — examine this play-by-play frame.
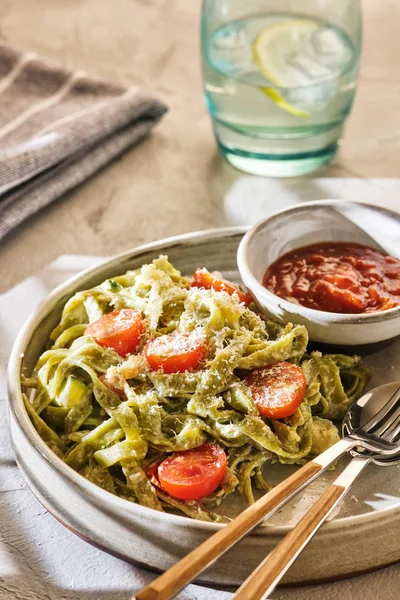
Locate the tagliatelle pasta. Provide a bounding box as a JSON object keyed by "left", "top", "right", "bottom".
{"left": 22, "top": 256, "right": 369, "bottom": 521}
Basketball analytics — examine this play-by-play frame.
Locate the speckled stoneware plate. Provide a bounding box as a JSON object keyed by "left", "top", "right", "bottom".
{"left": 7, "top": 228, "right": 400, "bottom": 587}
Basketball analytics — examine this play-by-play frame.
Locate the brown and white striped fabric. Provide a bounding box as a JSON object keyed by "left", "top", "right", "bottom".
{"left": 0, "top": 43, "right": 167, "bottom": 241}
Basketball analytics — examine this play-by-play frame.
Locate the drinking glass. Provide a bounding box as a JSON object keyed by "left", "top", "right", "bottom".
{"left": 201, "top": 0, "right": 362, "bottom": 177}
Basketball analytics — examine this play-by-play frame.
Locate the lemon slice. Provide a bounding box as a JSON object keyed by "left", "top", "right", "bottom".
{"left": 252, "top": 19, "right": 320, "bottom": 118}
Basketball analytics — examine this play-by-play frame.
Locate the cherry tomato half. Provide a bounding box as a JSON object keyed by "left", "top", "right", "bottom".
{"left": 245, "top": 362, "right": 306, "bottom": 419}
{"left": 144, "top": 331, "right": 204, "bottom": 374}
{"left": 85, "top": 309, "right": 143, "bottom": 357}
{"left": 156, "top": 444, "right": 227, "bottom": 501}
{"left": 191, "top": 268, "right": 252, "bottom": 307}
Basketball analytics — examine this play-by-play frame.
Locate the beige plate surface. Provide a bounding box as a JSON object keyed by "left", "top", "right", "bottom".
{"left": 7, "top": 228, "right": 400, "bottom": 586}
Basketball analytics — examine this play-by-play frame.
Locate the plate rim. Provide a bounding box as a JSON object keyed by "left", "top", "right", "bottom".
{"left": 8, "top": 225, "right": 400, "bottom": 536}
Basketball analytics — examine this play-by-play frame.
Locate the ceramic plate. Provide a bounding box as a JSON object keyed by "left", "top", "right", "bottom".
{"left": 8, "top": 228, "right": 400, "bottom": 587}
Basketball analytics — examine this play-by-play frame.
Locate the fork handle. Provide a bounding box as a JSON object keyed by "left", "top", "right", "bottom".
{"left": 233, "top": 456, "right": 370, "bottom": 600}
{"left": 134, "top": 438, "right": 353, "bottom": 600}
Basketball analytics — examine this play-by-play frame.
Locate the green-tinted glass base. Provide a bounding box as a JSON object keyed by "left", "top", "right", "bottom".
{"left": 218, "top": 141, "right": 338, "bottom": 177}
{"left": 212, "top": 116, "right": 343, "bottom": 177}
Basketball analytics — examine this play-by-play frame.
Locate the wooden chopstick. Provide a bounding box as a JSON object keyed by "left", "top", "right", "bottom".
{"left": 134, "top": 460, "right": 321, "bottom": 600}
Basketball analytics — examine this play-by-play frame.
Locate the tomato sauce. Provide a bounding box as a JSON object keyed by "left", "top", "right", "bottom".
{"left": 263, "top": 242, "right": 400, "bottom": 314}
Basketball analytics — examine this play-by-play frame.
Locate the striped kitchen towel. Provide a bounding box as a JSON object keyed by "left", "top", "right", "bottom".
{"left": 0, "top": 43, "right": 167, "bottom": 241}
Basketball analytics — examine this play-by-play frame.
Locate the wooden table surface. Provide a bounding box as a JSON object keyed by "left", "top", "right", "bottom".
{"left": 0, "top": 1, "right": 400, "bottom": 599}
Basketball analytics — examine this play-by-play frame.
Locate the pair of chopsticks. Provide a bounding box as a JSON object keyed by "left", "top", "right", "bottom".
{"left": 133, "top": 437, "right": 355, "bottom": 600}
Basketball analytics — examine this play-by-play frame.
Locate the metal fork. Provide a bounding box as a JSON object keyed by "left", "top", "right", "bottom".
{"left": 233, "top": 382, "right": 400, "bottom": 600}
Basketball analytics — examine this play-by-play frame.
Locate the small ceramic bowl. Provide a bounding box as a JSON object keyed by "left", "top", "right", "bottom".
{"left": 237, "top": 200, "right": 400, "bottom": 348}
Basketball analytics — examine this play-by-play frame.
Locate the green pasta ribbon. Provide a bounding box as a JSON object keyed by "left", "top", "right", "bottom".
{"left": 21, "top": 256, "right": 369, "bottom": 521}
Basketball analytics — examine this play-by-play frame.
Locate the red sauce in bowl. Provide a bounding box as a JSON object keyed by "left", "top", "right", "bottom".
{"left": 263, "top": 242, "right": 400, "bottom": 314}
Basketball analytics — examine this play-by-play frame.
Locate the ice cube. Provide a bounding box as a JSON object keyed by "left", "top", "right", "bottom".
{"left": 310, "top": 27, "right": 353, "bottom": 69}
{"left": 212, "top": 23, "right": 247, "bottom": 50}
{"left": 210, "top": 23, "right": 251, "bottom": 78}
{"left": 286, "top": 51, "right": 332, "bottom": 82}
{"left": 283, "top": 27, "right": 349, "bottom": 85}
{"left": 283, "top": 78, "right": 339, "bottom": 111}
